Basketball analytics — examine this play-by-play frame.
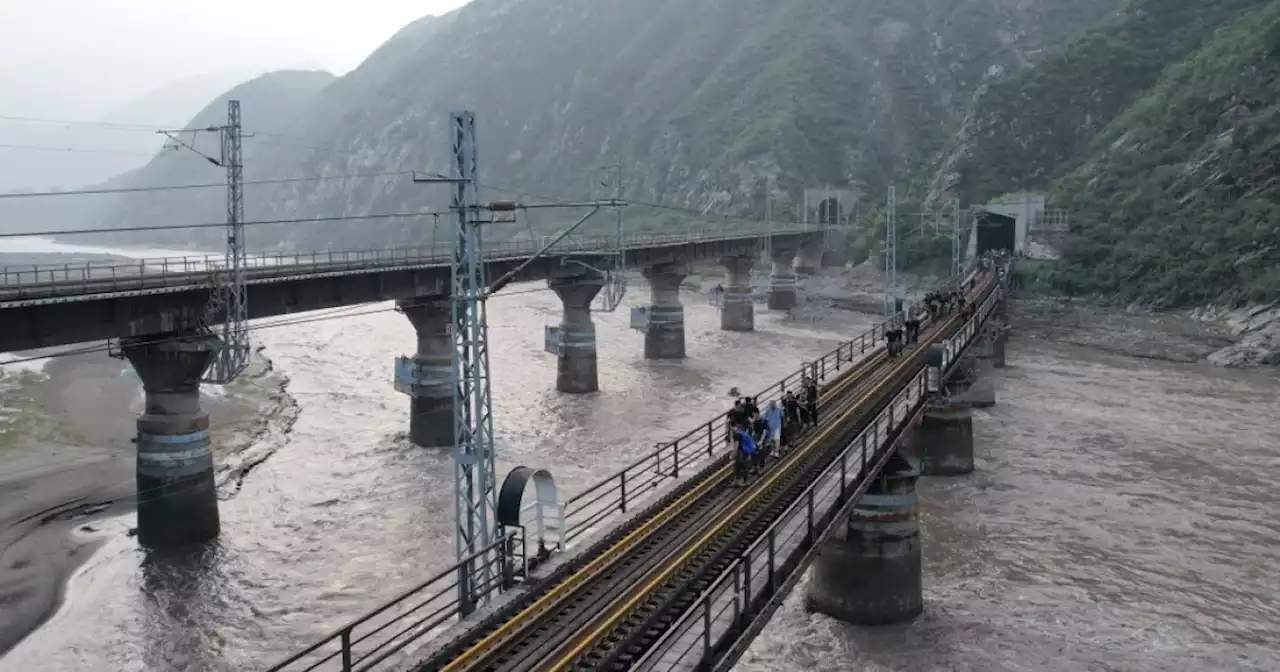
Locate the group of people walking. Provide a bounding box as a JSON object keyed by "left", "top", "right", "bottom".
{"left": 884, "top": 314, "right": 922, "bottom": 358}
{"left": 725, "top": 377, "right": 820, "bottom": 485}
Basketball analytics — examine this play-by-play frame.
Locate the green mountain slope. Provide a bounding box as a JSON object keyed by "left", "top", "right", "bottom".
{"left": 1049, "top": 1, "right": 1280, "bottom": 308}
{"left": 940, "top": 0, "right": 1272, "bottom": 205}
{"left": 90, "top": 0, "right": 1116, "bottom": 251}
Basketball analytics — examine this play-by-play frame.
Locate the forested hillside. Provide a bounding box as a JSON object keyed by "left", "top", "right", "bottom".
{"left": 82, "top": 0, "right": 1116, "bottom": 250}
{"left": 935, "top": 0, "right": 1280, "bottom": 308}
{"left": 1050, "top": 2, "right": 1280, "bottom": 308}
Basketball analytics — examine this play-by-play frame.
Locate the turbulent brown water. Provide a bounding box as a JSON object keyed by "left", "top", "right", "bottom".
{"left": 3, "top": 292, "right": 1278, "bottom": 671}
{"left": 742, "top": 341, "right": 1280, "bottom": 672}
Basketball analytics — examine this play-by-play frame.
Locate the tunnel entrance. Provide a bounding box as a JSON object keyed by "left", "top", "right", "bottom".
{"left": 818, "top": 197, "right": 841, "bottom": 225}
{"left": 974, "top": 210, "right": 1017, "bottom": 256}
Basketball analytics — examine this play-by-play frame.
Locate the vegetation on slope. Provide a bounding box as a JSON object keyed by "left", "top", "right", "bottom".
{"left": 83, "top": 0, "right": 1115, "bottom": 251}
{"left": 1048, "top": 1, "right": 1280, "bottom": 308}
{"left": 947, "top": 0, "right": 1272, "bottom": 206}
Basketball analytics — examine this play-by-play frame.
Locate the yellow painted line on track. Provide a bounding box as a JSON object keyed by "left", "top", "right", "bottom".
{"left": 438, "top": 329, "right": 891, "bottom": 671}
{"left": 539, "top": 305, "right": 973, "bottom": 672}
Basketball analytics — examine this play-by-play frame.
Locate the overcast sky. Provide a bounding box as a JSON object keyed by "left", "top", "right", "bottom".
{"left": 0, "top": 0, "right": 470, "bottom": 119}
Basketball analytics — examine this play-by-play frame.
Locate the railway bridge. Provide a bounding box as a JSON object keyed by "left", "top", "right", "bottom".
{"left": 267, "top": 259, "right": 1015, "bottom": 672}
{"left": 0, "top": 225, "right": 825, "bottom": 546}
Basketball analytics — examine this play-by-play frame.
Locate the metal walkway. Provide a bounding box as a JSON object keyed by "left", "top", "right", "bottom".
{"left": 269, "top": 265, "right": 1008, "bottom": 672}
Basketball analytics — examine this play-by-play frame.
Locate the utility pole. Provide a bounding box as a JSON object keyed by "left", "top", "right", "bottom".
{"left": 885, "top": 185, "right": 897, "bottom": 316}
{"left": 447, "top": 112, "right": 496, "bottom": 615}
{"left": 413, "top": 112, "right": 498, "bottom": 615}
{"left": 215, "top": 100, "right": 250, "bottom": 382}
{"left": 951, "top": 197, "right": 962, "bottom": 278}
{"left": 595, "top": 163, "right": 627, "bottom": 311}
{"left": 158, "top": 100, "right": 250, "bottom": 384}
{"left": 414, "top": 113, "right": 624, "bottom": 614}
{"left": 764, "top": 191, "right": 773, "bottom": 259}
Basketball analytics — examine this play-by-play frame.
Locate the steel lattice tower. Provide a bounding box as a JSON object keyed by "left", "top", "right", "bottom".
{"left": 951, "top": 197, "right": 962, "bottom": 278}
{"left": 448, "top": 112, "right": 499, "bottom": 614}
{"left": 884, "top": 185, "right": 897, "bottom": 315}
{"left": 208, "top": 100, "right": 250, "bottom": 382}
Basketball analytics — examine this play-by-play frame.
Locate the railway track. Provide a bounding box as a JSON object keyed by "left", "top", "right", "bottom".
{"left": 421, "top": 274, "right": 995, "bottom": 672}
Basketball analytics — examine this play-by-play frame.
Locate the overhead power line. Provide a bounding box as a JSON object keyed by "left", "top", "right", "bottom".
{"left": 0, "top": 142, "right": 157, "bottom": 158}
{"left": 0, "top": 209, "right": 455, "bottom": 239}
{"left": 0, "top": 114, "right": 174, "bottom": 131}
{"left": 0, "top": 170, "right": 416, "bottom": 200}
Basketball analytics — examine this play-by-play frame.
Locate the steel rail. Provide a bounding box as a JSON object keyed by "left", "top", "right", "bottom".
{"left": 428, "top": 279, "right": 986, "bottom": 671}
{"left": 548, "top": 278, "right": 997, "bottom": 671}
{"left": 535, "top": 281, "right": 993, "bottom": 672}
{"left": 426, "top": 331, "right": 895, "bottom": 672}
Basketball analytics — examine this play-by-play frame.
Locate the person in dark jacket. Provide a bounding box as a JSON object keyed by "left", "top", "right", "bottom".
{"left": 886, "top": 325, "right": 903, "bottom": 358}
{"left": 803, "top": 378, "right": 819, "bottom": 427}
{"left": 905, "top": 316, "right": 920, "bottom": 344}
{"left": 782, "top": 390, "right": 802, "bottom": 446}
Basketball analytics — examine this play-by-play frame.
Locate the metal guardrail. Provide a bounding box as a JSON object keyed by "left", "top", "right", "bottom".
{"left": 633, "top": 268, "right": 1007, "bottom": 672}
{"left": 266, "top": 536, "right": 512, "bottom": 672}
{"left": 634, "top": 370, "right": 931, "bottom": 672}
{"left": 264, "top": 262, "right": 980, "bottom": 672}
{"left": 0, "top": 225, "right": 821, "bottom": 300}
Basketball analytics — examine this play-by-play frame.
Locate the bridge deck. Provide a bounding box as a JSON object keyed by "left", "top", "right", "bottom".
{"left": 420, "top": 274, "right": 999, "bottom": 672}
{"left": 0, "top": 226, "right": 816, "bottom": 305}
{"left": 262, "top": 263, "right": 1001, "bottom": 672}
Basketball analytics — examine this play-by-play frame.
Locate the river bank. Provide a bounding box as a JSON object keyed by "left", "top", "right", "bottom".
{"left": 758, "top": 262, "right": 1277, "bottom": 369}
{"left": 0, "top": 349, "right": 295, "bottom": 657}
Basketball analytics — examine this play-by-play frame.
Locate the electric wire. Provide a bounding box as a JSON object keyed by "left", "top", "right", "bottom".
{"left": 0, "top": 209, "right": 452, "bottom": 239}
{"left": 0, "top": 114, "right": 172, "bottom": 131}
{"left": 0, "top": 142, "right": 158, "bottom": 158}
{"left": 0, "top": 170, "right": 417, "bottom": 200}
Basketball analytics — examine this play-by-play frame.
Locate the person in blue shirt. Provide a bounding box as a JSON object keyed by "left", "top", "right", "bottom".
{"left": 732, "top": 425, "right": 756, "bottom": 485}
{"left": 763, "top": 400, "right": 784, "bottom": 457}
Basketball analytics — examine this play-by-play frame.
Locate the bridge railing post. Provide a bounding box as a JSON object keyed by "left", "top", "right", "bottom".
{"left": 340, "top": 630, "right": 353, "bottom": 671}
{"left": 766, "top": 531, "right": 777, "bottom": 592}
{"left": 619, "top": 472, "right": 628, "bottom": 514}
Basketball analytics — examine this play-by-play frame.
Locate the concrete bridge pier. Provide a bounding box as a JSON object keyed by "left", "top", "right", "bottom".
{"left": 767, "top": 244, "right": 798, "bottom": 310}
{"left": 807, "top": 453, "right": 922, "bottom": 625}
{"left": 966, "top": 336, "right": 999, "bottom": 408}
{"left": 821, "top": 228, "right": 849, "bottom": 268}
{"left": 990, "top": 311, "right": 1009, "bottom": 368}
{"left": 992, "top": 327, "right": 1008, "bottom": 369}
{"left": 719, "top": 255, "right": 754, "bottom": 332}
{"left": 549, "top": 272, "right": 604, "bottom": 392}
{"left": 915, "top": 402, "right": 976, "bottom": 476}
{"left": 399, "top": 297, "right": 454, "bottom": 448}
{"left": 122, "top": 333, "right": 221, "bottom": 546}
{"left": 643, "top": 262, "right": 687, "bottom": 359}
{"left": 795, "top": 240, "right": 824, "bottom": 279}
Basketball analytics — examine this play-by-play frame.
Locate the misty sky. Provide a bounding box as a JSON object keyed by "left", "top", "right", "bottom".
{"left": 0, "top": 0, "right": 469, "bottom": 120}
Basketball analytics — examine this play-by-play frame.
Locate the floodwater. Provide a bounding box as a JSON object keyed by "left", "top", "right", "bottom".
{"left": 743, "top": 341, "right": 1280, "bottom": 672}
{"left": 3, "top": 245, "right": 1279, "bottom": 670}
{"left": 0, "top": 270, "right": 877, "bottom": 671}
